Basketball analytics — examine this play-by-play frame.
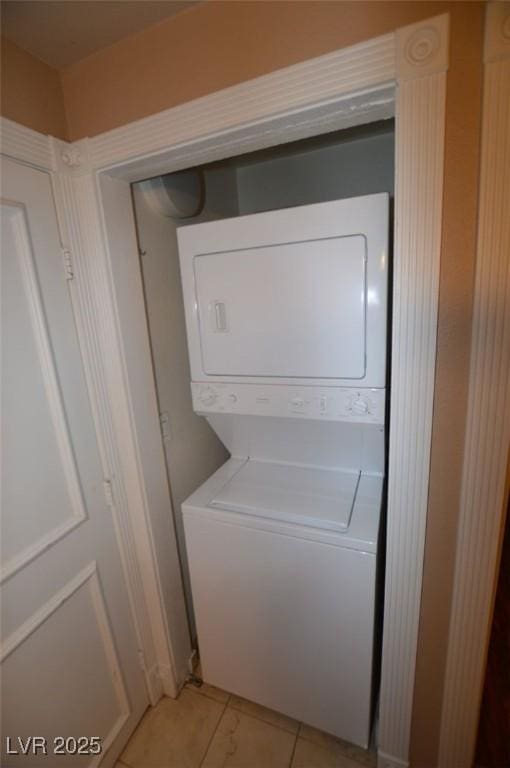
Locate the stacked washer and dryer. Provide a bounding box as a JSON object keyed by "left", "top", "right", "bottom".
{"left": 178, "top": 193, "right": 389, "bottom": 749}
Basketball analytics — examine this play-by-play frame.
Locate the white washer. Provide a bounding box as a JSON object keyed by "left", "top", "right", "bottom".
{"left": 183, "top": 458, "right": 382, "bottom": 747}
{"left": 178, "top": 193, "right": 389, "bottom": 748}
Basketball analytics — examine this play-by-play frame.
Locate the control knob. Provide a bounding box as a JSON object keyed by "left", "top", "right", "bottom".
{"left": 199, "top": 386, "right": 218, "bottom": 407}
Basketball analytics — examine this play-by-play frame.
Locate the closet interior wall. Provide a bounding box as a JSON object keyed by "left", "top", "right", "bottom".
{"left": 132, "top": 167, "right": 237, "bottom": 637}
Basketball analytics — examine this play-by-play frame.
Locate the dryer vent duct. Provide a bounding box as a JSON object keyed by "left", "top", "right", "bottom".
{"left": 139, "top": 169, "right": 204, "bottom": 219}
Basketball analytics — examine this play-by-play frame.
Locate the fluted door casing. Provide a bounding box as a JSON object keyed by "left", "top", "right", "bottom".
{"left": 378, "top": 17, "right": 449, "bottom": 766}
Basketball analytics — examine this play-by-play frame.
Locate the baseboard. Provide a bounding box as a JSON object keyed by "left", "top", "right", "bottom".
{"left": 144, "top": 662, "right": 164, "bottom": 705}
{"left": 377, "top": 750, "right": 409, "bottom": 768}
{"left": 158, "top": 663, "right": 178, "bottom": 698}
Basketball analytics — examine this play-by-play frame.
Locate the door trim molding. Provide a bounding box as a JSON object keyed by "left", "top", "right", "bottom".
{"left": 0, "top": 13, "right": 455, "bottom": 765}
{"left": 1, "top": 561, "right": 131, "bottom": 766}
{"left": 438, "top": 4, "right": 510, "bottom": 766}
{"left": 379, "top": 62, "right": 447, "bottom": 767}
{"left": 1, "top": 562, "right": 98, "bottom": 661}
{"left": 0, "top": 118, "right": 54, "bottom": 169}
{"left": 50, "top": 164, "right": 176, "bottom": 703}
{"left": 87, "top": 32, "right": 396, "bottom": 173}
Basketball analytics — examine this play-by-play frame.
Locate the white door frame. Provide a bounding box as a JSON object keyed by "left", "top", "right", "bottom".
{"left": 2, "top": 8, "right": 507, "bottom": 767}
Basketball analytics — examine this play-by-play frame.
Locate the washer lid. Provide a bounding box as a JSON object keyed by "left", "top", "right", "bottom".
{"left": 209, "top": 460, "right": 360, "bottom": 532}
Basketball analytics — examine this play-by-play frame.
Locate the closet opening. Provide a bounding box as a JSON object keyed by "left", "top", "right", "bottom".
{"left": 130, "top": 116, "right": 394, "bottom": 748}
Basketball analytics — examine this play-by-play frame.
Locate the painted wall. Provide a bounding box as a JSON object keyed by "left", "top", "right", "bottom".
{"left": 0, "top": 37, "right": 68, "bottom": 140}
{"left": 132, "top": 166, "right": 237, "bottom": 635}
{"left": 236, "top": 127, "right": 394, "bottom": 215}
{"left": 61, "top": 1, "right": 471, "bottom": 142}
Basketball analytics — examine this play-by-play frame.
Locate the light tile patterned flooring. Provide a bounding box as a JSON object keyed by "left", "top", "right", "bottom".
{"left": 116, "top": 676, "right": 377, "bottom": 768}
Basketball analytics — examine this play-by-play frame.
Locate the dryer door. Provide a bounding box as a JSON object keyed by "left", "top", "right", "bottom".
{"left": 179, "top": 193, "right": 388, "bottom": 388}
{"left": 194, "top": 234, "right": 366, "bottom": 380}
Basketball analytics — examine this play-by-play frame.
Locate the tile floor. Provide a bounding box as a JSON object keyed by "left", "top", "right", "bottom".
{"left": 116, "top": 675, "right": 377, "bottom": 768}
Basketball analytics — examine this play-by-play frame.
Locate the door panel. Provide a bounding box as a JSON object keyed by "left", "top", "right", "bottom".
{"left": 2, "top": 565, "right": 129, "bottom": 767}
{"left": 1, "top": 204, "right": 86, "bottom": 578}
{"left": 1, "top": 157, "right": 149, "bottom": 766}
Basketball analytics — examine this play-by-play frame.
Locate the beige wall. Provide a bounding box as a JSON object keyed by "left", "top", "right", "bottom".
{"left": 61, "top": 0, "right": 472, "bottom": 141}
{"left": 0, "top": 36, "right": 68, "bottom": 140}
{"left": 1, "top": 2, "right": 485, "bottom": 763}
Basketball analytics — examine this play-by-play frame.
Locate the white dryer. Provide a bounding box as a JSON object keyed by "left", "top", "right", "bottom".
{"left": 178, "top": 194, "right": 389, "bottom": 748}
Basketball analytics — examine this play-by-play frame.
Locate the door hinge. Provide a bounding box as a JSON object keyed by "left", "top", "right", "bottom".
{"left": 61, "top": 247, "right": 74, "bottom": 281}
{"left": 103, "top": 478, "right": 115, "bottom": 510}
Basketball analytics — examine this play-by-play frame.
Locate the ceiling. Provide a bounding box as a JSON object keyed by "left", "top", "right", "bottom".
{"left": 1, "top": 0, "right": 202, "bottom": 70}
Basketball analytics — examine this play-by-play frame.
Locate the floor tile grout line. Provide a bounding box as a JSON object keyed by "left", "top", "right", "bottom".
{"left": 198, "top": 698, "right": 229, "bottom": 768}
{"left": 186, "top": 682, "right": 231, "bottom": 707}
{"left": 117, "top": 701, "right": 153, "bottom": 768}
{"left": 188, "top": 682, "right": 300, "bottom": 736}
{"left": 189, "top": 681, "right": 375, "bottom": 764}
{"left": 121, "top": 684, "right": 374, "bottom": 768}
{"left": 198, "top": 700, "right": 300, "bottom": 768}
{"left": 296, "top": 736, "right": 376, "bottom": 768}
{"left": 297, "top": 729, "right": 377, "bottom": 767}
{"left": 189, "top": 684, "right": 374, "bottom": 765}
{"left": 225, "top": 701, "right": 300, "bottom": 736}
{"left": 288, "top": 722, "right": 301, "bottom": 767}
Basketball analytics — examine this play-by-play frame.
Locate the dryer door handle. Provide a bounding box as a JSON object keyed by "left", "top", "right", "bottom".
{"left": 211, "top": 301, "right": 228, "bottom": 332}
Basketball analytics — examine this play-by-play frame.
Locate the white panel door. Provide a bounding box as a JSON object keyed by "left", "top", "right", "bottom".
{"left": 194, "top": 235, "right": 367, "bottom": 379}
{"left": 1, "top": 157, "right": 149, "bottom": 767}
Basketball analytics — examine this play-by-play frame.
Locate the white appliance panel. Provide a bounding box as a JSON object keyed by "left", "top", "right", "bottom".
{"left": 205, "top": 414, "right": 385, "bottom": 473}
{"left": 192, "top": 383, "right": 386, "bottom": 424}
{"left": 178, "top": 193, "right": 388, "bottom": 389}
{"left": 210, "top": 460, "right": 359, "bottom": 532}
{"left": 184, "top": 501, "right": 377, "bottom": 747}
{"left": 194, "top": 235, "right": 366, "bottom": 379}
{"left": 184, "top": 459, "right": 382, "bottom": 552}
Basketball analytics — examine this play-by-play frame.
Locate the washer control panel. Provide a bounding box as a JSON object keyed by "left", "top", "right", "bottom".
{"left": 192, "top": 383, "right": 386, "bottom": 424}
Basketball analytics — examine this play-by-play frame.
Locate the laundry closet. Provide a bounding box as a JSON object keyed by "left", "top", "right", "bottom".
{"left": 132, "top": 120, "right": 394, "bottom": 748}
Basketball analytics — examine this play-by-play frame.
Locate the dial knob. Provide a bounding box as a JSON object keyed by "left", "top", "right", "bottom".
{"left": 199, "top": 387, "right": 218, "bottom": 407}
{"left": 227, "top": 393, "right": 238, "bottom": 404}
{"left": 352, "top": 397, "right": 369, "bottom": 415}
